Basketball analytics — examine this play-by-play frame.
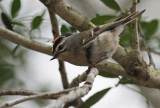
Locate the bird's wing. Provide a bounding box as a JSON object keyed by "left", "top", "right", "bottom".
{"left": 82, "top": 9, "right": 145, "bottom": 45}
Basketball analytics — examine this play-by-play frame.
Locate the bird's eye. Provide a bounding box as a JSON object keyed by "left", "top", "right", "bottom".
{"left": 58, "top": 45, "right": 64, "bottom": 50}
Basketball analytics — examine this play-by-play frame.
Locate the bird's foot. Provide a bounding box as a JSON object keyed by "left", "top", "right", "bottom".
{"left": 86, "top": 63, "right": 100, "bottom": 74}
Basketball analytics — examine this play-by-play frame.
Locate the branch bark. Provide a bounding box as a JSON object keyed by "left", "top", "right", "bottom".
{"left": 131, "top": 0, "right": 140, "bottom": 52}
{"left": 0, "top": 90, "right": 36, "bottom": 96}
{"left": 39, "top": 0, "right": 95, "bottom": 32}
{"left": 0, "top": 27, "right": 52, "bottom": 55}
{"left": 0, "top": 88, "right": 78, "bottom": 99}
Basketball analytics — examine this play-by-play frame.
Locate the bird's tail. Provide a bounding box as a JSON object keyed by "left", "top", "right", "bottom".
{"left": 96, "top": 9, "right": 146, "bottom": 34}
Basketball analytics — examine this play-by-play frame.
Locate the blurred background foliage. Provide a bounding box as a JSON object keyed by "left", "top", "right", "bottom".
{"left": 0, "top": 0, "right": 160, "bottom": 107}
{"left": 0, "top": 0, "right": 26, "bottom": 89}
{"left": 0, "top": 0, "right": 47, "bottom": 106}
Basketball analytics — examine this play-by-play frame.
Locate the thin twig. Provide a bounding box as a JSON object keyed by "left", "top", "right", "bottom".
{"left": 48, "top": 68, "right": 99, "bottom": 108}
{"left": 48, "top": 10, "right": 59, "bottom": 38}
{"left": 0, "top": 90, "right": 36, "bottom": 96}
{"left": 58, "top": 60, "right": 69, "bottom": 89}
{"left": 0, "top": 88, "right": 80, "bottom": 108}
{"left": 0, "top": 93, "right": 58, "bottom": 108}
{"left": 138, "top": 20, "right": 156, "bottom": 68}
{"left": 0, "top": 88, "right": 73, "bottom": 99}
{"left": 48, "top": 8, "right": 69, "bottom": 89}
{"left": 131, "top": 0, "right": 140, "bottom": 52}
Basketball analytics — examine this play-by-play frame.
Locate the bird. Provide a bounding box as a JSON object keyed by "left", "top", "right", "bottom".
{"left": 50, "top": 10, "right": 145, "bottom": 66}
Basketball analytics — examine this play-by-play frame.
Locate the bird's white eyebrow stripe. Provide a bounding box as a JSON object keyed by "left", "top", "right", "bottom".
{"left": 52, "top": 37, "right": 64, "bottom": 54}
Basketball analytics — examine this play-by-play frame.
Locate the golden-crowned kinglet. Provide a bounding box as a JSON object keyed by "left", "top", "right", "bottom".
{"left": 50, "top": 10, "right": 145, "bottom": 66}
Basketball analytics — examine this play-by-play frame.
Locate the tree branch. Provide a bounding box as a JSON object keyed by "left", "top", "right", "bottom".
{"left": 39, "top": 0, "right": 95, "bottom": 32}
{"left": 131, "top": 0, "right": 140, "bottom": 52}
{"left": 0, "top": 27, "right": 52, "bottom": 55}
{"left": 0, "top": 90, "right": 36, "bottom": 96}
{"left": 0, "top": 92, "right": 58, "bottom": 108}
{"left": 58, "top": 60, "right": 69, "bottom": 89}
{"left": 0, "top": 87, "right": 80, "bottom": 98}
{"left": 48, "top": 68, "right": 99, "bottom": 108}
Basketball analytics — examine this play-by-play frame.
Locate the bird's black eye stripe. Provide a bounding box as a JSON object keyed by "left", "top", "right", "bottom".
{"left": 52, "top": 37, "right": 64, "bottom": 54}
{"left": 59, "top": 45, "right": 64, "bottom": 50}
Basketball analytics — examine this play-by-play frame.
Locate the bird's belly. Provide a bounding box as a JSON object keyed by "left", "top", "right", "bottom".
{"left": 90, "top": 33, "right": 119, "bottom": 63}
{"left": 61, "top": 51, "right": 90, "bottom": 66}
{"left": 65, "top": 56, "right": 90, "bottom": 66}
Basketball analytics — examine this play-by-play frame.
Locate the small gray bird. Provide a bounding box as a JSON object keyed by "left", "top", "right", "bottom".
{"left": 50, "top": 10, "right": 145, "bottom": 66}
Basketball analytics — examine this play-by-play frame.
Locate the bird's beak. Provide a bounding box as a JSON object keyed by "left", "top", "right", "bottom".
{"left": 50, "top": 51, "right": 61, "bottom": 61}
{"left": 50, "top": 56, "right": 56, "bottom": 61}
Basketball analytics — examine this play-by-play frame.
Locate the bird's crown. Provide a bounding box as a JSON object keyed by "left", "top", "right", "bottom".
{"left": 52, "top": 36, "right": 64, "bottom": 53}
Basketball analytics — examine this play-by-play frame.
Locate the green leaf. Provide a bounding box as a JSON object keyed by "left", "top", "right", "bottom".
{"left": 31, "top": 16, "right": 43, "bottom": 30}
{"left": 61, "top": 25, "right": 76, "bottom": 36}
{"left": 12, "top": 21, "right": 25, "bottom": 27}
{"left": 80, "top": 88, "right": 111, "bottom": 108}
{"left": 31, "top": 10, "right": 45, "bottom": 30}
{"left": 69, "top": 26, "right": 77, "bottom": 32}
{"left": 41, "top": 10, "right": 46, "bottom": 17}
{"left": 119, "top": 33, "right": 132, "bottom": 46}
{"left": 141, "top": 19, "right": 158, "bottom": 39}
{"left": 127, "top": 23, "right": 132, "bottom": 33}
{"left": 11, "top": 0, "right": 21, "bottom": 18}
{"left": 12, "top": 45, "right": 20, "bottom": 56}
{"left": 61, "top": 25, "right": 69, "bottom": 33}
{"left": 123, "top": 80, "right": 137, "bottom": 85}
{"left": 0, "top": 39, "right": 25, "bottom": 88}
{"left": 101, "top": 0, "right": 120, "bottom": 11}
{"left": 138, "top": 0, "right": 140, "bottom": 3}
{"left": 99, "top": 71, "right": 118, "bottom": 78}
{"left": 1, "top": 12, "right": 13, "bottom": 30}
{"left": 120, "top": 77, "right": 138, "bottom": 85}
{"left": 91, "top": 14, "right": 115, "bottom": 25}
{"left": 0, "top": 62, "right": 15, "bottom": 87}
{"left": 60, "top": 25, "right": 70, "bottom": 36}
